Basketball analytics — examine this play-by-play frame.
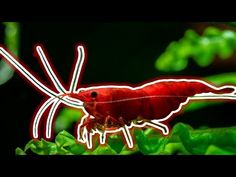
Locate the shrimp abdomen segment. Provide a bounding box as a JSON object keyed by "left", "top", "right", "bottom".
{"left": 140, "top": 81, "right": 235, "bottom": 120}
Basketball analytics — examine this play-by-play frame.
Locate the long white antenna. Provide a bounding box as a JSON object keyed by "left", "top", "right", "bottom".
{"left": 33, "top": 97, "right": 56, "bottom": 138}
{"left": 46, "top": 98, "right": 62, "bottom": 139}
{"left": 36, "top": 46, "right": 67, "bottom": 93}
{"left": 0, "top": 45, "right": 85, "bottom": 140}
{"left": 0, "top": 47, "right": 57, "bottom": 97}
{"left": 0, "top": 46, "right": 83, "bottom": 107}
{"left": 69, "top": 46, "right": 85, "bottom": 93}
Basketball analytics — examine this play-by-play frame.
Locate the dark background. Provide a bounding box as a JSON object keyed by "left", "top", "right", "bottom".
{"left": 1, "top": 22, "right": 236, "bottom": 157}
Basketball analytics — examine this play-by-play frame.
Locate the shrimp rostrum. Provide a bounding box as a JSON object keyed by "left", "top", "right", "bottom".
{"left": 0, "top": 44, "right": 236, "bottom": 150}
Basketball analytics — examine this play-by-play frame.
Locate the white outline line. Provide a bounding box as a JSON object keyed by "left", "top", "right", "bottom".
{"left": 0, "top": 47, "right": 57, "bottom": 97}
{"left": 100, "top": 132, "right": 107, "bottom": 144}
{"left": 36, "top": 46, "right": 67, "bottom": 93}
{"left": 33, "top": 97, "right": 56, "bottom": 138}
{"left": 122, "top": 125, "right": 133, "bottom": 148}
{"left": 0, "top": 46, "right": 83, "bottom": 108}
{"left": 46, "top": 98, "right": 62, "bottom": 139}
{"left": 0, "top": 46, "right": 84, "bottom": 140}
{"left": 146, "top": 121, "right": 169, "bottom": 135}
{"left": 69, "top": 46, "right": 85, "bottom": 93}
{"left": 33, "top": 45, "right": 86, "bottom": 139}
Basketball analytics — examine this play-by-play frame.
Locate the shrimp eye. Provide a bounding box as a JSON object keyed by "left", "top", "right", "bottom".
{"left": 91, "top": 91, "right": 97, "bottom": 98}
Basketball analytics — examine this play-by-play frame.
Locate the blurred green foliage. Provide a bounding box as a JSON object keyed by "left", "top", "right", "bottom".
{"left": 227, "top": 22, "right": 236, "bottom": 28}
{"left": 0, "top": 22, "right": 20, "bottom": 85}
{"left": 155, "top": 26, "right": 236, "bottom": 72}
{"left": 3, "top": 22, "right": 20, "bottom": 56}
{"left": 16, "top": 123, "right": 236, "bottom": 155}
{"left": 54, "top": 107, "right": 83, "bottom": 133}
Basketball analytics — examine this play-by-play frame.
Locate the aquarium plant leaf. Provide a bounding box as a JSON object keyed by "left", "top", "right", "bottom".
{"left": 134, "top": 129, "right": 149, "bottom": 154}
{"left": 205, "top": 145, "right": 236, "bottom": 155}
{"left": 107, "top": 134, "right": 125, "bottom": 154}
{"left": 134, "top": 128, "right": 168, "bottom": 155}
{"left": 169, "top": 123, "right": 236, "bottom": 155}
{"left": 119, "top": 145, "right": 138, "bottom": 155}
{"left": 55, "top": 130, "right": 86, "bottom": 154}
{"left": 159, "top": 142, "right": 191, "bottom": 155}
{"left": 15, "top": 147, "right": 26, "bottom": 155}
{"left": 16, "top": 123, "right": 236, "bottom": 155}
{"left": 24, "top": 139, "right": 57, "bottom": 155}
{"left": 64, "top": 143, "right": 86, "bottom": 155}
{"left": 89, "top": 144, "right": 117, "bottom": 155}
{"left": 55, "top": 130, "right": 77, "bottom": 147}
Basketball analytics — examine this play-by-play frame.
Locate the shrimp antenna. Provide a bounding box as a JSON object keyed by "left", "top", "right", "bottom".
{"left": 0, "top": 45, "right": 84, "bottom": 140}
{"left": 34, "top": 45, "right": 86, "bottom": 139}
{"left": 36, "top": 46, "right": 67, "bottom": 94}
{"left": 0, "top": 46, "right": 82, "bottom": 107}
{"left": 69, "top": 45, "right": 86, "bottom": 93}
{"left": 0, "top": 46, "right": 57, "bottom": 97}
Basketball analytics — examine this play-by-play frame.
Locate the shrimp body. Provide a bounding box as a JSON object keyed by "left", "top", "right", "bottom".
{"left": 1, "top": 44, "right": 236, "bottom": 149}
{"left": 72, "top": 80, "right": 235, "bottom": 134}
{"left": 140, "top": 81, "right": 234, "bottom": 120}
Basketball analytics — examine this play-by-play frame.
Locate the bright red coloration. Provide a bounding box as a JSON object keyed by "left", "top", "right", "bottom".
{"left": 71, "top": 80, "right": 235, "bottom": 132}
{"left": 2, "top": 43, "right": 236, "bottom": 150}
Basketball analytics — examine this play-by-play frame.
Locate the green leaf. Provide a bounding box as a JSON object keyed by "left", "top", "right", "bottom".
{"left": 107, "top": 134, "right": 125, "bottom": 154}
{"left": 134, "top": 128, "right": 167, "bottom": 155}
{"left": 185, "top": 29, "right": 199, "bottom": 42}
{"left": 159, "top": 142, "right": 191, "bottom": 155}
{"left": 134, "top": 129, "right": 149, "bottom": 154}
{"left": 203, "top": 27, "right": 222, "bottom": 37}
{"left": 15, "top": 147, "right": 26, "bottom": 155}
{"left": 27, "top": 139, "right": 58, "bottom": 155}
{"left": 169, "top": 123, "right": 236, "bottom": 154}
{"left": 24, "top": 139, "right": 36, "bottom": 152}
{"left": 90, "top": 145, "right": 118, "bottom": 155}
{"left": 119, "top": 145, "right": 138, "bottom": 155}
{"left": 205, "top": 145, "right": 236, "bottom": 155}
{"left": 56, "top": 147, "right": 73, "bottom": 155}
{"left": 41, "top": 139, "right": 58, "bottom": 155}
{"left": 18, "top": 123, "right": 236, "bottom": 155}
{"left": 55, "top": 130, "right": 77, "bottom": 147}
{"left": 65, "top": 143, "right": 86, "bottom": 155}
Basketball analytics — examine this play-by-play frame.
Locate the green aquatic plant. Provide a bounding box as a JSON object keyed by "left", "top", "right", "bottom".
{"left": 0, "top": 22, "right": 20, "bottom": 85}
{"left": 54, "top": 108, "right": 83, "bottom": 133}
{"left": 155, "top": 26, "right": 236, "bottom": 72}
{"left": 16, "top": 123, "right": 236, "bottom": 155}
